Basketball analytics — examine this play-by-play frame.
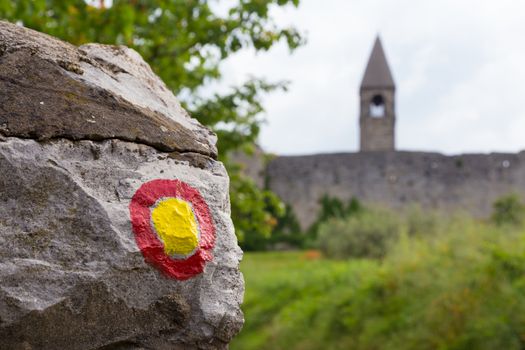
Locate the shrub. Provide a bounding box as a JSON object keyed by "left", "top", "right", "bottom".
{"left": 316, "top": 209, "right": 401, "bottom": 259}
{"left": 403, "top": 205, "right": 443, "bottom": 237}
{"left": 234, "top": 217, "right": 525, "bottom": 350}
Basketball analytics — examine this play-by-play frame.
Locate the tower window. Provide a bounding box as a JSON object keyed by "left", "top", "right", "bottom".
{"left": 369, "top": 94, "right": 385, "bottom": 118}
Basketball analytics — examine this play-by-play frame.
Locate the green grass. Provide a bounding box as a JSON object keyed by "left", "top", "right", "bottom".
{"left": 232, "top": 251, "right": 380, "bottom": 350}
{"left": 232, "top": 222, "right": 525, "bottom": 350}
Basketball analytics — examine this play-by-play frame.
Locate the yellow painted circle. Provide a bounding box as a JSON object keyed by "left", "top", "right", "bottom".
{"left": 151, "top": 197, "right": 199, "bottom": 256}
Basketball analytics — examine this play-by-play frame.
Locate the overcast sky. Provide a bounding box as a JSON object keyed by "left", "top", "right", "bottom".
{"left": 215, "top": 0, "right": 525, "bottom": 156}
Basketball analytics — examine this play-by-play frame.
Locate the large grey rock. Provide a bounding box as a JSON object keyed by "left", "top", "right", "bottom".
{"left": 0, "top": 21, "right": 243, "bottom": 349}
{"left": 0, "top": 20, "right": 216, "bottom": 157}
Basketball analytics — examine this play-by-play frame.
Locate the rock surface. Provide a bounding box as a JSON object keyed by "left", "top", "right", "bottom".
{"left": 0, "top": 20, "right": 216, "bottom": 157}
{"left": 0, "top": 21, "right": 243, "bottom": 349}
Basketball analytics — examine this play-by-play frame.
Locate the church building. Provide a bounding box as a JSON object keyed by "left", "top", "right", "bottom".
{"left": 260, "top": 37, "right": 525, "bottom": 229}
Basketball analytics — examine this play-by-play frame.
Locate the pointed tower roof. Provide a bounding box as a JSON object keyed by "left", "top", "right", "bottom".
{"left": 360, "top": 36, "right": 395, "bottom": 90}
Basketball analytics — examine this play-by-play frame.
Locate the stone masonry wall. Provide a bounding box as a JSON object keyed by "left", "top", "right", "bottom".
{"left": 266, "top": 151, "right": 525, "bottom": 229}
{"left": 360, "top": 88, "right": 395, "bottom": 151}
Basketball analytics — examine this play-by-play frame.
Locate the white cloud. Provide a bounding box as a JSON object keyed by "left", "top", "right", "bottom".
{"left": 215, "top": 0, "right": 525, "bottom": 155}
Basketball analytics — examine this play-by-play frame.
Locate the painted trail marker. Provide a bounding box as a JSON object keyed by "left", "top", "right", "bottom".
{"left": 130, "top": 179, "right": 216, "bottom": 280}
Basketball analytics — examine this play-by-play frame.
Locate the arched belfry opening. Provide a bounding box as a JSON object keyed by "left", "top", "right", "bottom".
{"left": 369, "top": 94, "right": 385, "bottom": 118}
{"left": 359, "top": 36, "right": 396, "bottom": 151}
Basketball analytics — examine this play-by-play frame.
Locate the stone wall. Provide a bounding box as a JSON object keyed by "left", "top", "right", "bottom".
{"left": 266, "top": 151, "right": 525, "bottom": 229}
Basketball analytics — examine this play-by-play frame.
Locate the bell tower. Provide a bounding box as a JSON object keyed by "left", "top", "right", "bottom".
{"left": 359, "top": 36, "right": 396, "bottom": 152}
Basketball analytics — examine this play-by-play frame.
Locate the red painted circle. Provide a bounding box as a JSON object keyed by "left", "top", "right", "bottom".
{"left": 129, "top": 179, "right": 216, "bottom": 280}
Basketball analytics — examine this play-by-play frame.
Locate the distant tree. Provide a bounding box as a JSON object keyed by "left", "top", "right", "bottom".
{"left": 265, "top": 203, "right": 302, "bottom": 249}
{"left": 307, "top": 195, "right": 362, "bottom": 245}
{"left": 491, "top": 194, "right": 525, "bottom": 226}
{"left": 0, "top": 0, "right": 304, "bottom": 241}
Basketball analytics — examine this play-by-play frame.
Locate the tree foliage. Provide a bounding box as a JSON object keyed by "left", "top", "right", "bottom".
{"left": 228, "top": 160, "right": 284, "bottom": 245}
{"left": 0, "top": 0, "right": 304, "bottom": 241}
{"left": 491, "top": 194, "right": 525, "bottom": 226}
{"left": 306, "top": 195, "right": 362, "bottom": 245}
